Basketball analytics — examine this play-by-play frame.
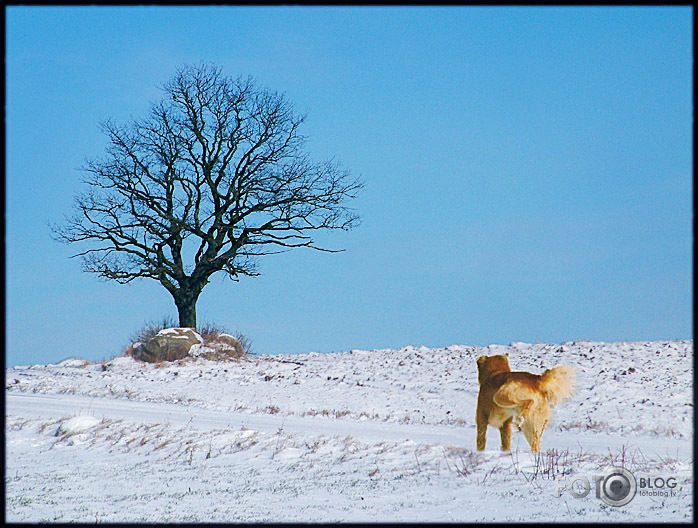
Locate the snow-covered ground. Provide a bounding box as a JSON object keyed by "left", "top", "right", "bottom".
{"left": 5, "top": 340, "right": 693, "bottom": 522}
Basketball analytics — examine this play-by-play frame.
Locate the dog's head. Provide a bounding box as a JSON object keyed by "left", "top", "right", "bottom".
{"left": 476, "top": 354, "right": 510, "bottom": 384}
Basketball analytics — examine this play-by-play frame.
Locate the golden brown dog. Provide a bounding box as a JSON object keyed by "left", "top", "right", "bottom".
{"left": 476, "top": 353, "right": 575, "bottom": 453}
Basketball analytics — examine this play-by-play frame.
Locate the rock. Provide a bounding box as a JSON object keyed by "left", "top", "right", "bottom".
{"left": 197, "top": 332, "right": 244, "bottom": 359}
{"left": 133, "top": 327, "right": 204, "bottom": 363}
{"left": 212, "top": 333, "right": 243, "bottom": 355}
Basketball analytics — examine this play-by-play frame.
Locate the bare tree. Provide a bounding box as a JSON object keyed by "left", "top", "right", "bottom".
{"left": 52, "top": 63, "right": 362, "bottom": 328}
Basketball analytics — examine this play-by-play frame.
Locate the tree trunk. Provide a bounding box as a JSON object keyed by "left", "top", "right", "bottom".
{"left": 174, "top": 290, "right": 200, "bottom": 329}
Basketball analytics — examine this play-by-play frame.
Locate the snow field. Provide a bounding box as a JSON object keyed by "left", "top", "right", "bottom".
{"left": 5, "top": 339, "right": 694, "bottom": 521}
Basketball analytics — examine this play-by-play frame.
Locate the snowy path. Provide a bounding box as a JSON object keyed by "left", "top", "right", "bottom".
{"left": 6, "top": 392, "right": 690, "bottom": 459}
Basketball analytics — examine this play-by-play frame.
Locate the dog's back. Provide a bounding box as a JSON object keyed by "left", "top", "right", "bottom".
{"left": 478, "top": 358, "right": 575, "bottom": 409}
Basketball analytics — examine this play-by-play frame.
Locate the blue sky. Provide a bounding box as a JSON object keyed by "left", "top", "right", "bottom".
{"left": 5, "top": 6, "right": 693, "bottom": 367}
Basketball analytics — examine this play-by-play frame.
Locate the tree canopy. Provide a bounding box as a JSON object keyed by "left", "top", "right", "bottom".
{"left": 53, "top": 63, "right": 362, "bottom": 327}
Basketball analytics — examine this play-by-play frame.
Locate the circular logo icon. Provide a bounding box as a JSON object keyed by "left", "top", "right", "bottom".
{"left": 600, "top": 467, "right": 637, "bottom": 507}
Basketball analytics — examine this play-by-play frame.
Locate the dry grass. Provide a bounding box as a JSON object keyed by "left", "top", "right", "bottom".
{"left": 299, "top": 409, "right": 381, "bottom": 420}
{"left": 442, "top": 446, "right": 481, "bottom": 477}
{"left": 38, "top": 420, "right": 64, "bottom": 435}
{"left": 558, "top": 419, "right": 611, "bottom": 432}
{"left": 436, "top": 444, "right": 673, "bottom": 485}
{"left": 558, "top": 419, "right": 682, "bottom": 438}
{"left": 522, "top": 447, "right": 593, "bottom": 481}
{"left": 153, "top": 439, "right": 173, "bottom": 451}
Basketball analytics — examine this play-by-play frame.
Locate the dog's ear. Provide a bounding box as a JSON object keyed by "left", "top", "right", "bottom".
{"left": 476, "top": 355, "right": 486, "bottom": 366}
{"left": 505, "top": 352, "right": 509, "bottom": 357}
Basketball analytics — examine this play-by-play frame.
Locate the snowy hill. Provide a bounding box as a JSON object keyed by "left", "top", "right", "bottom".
{"left": 5, "top": 340, "right": 693, "bottom": 522}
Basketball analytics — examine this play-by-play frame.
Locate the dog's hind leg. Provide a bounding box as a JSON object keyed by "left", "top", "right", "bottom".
{"left": 529, "top": 432, "right": 541, "bottom": 453}
{"left": 499, "top": 417, "right": 512, "bottom": 451}
{"left": 521, "top": 404, "right": 552, "bottom": 453}
{"left": 520, "top": 420, "right": 540, "bottom": 453}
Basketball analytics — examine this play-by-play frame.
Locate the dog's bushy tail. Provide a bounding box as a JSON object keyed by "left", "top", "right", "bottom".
{"left": 540, "top": 365, "right": 576, "bottom": 406}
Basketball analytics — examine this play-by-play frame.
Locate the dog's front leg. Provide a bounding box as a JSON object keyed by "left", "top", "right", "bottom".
{"left": 476, "top": 412, "right": 487, "bottom": 451}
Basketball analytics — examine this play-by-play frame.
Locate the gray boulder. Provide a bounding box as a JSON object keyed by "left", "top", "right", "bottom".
{"left": 192, "top": 332, "right": 244, "bottom": 359}
{"left": 133, "top": 327, "right": 204, "bottom": 363}
{"left": 211, "top": 333, "right": 243, "bottom": 356}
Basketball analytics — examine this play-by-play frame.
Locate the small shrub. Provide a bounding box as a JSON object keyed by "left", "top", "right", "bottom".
{"left": 197, "top": 320, "right": 228, "bottom": 337}
{"left": 233, "top": 331, "right": 254, "bottom": 356}
{"left": 119, "top": 315, "right": 177, "bottom": 359}
{"left": 128, "top": 315, "right": 178, "bottom": 345}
